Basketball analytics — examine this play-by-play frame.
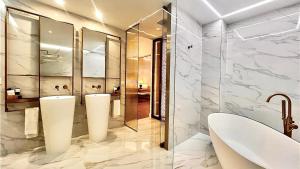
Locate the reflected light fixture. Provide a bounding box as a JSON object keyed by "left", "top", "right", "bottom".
{"left": 202, "top": 0, "right": 274, "bottom": 18}
{"left": 55, "top": 0, "right": 65, "bottom": 6}
{"left": 41, "top": 43, "right": 72, "bottom": 51}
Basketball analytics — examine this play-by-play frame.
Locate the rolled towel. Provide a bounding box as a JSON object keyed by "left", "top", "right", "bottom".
{"left": 25, "top": 107, "right": 39, "bottom": 139}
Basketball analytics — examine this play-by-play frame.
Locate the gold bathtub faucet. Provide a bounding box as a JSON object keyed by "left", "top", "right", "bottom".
{"left": 266, "top": 93, "right": 298, "bottom": 138}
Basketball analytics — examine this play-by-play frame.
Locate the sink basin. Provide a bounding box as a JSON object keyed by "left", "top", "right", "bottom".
{"left": 40, "top": 96, "right": 75, "bottom": 154}
{"left": 85, "top": 94, "right": 111, "bottom": 142}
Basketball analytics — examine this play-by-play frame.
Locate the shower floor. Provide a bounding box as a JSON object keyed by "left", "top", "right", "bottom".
{"left": 0, "top": 118, "right": 221, "bottom": 169}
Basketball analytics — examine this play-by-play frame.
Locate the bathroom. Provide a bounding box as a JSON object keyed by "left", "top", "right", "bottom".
{"left": 0, "top": 0, "right": 299, "bottom": 169}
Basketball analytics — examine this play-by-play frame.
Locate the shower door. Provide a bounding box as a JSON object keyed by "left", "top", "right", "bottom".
{"left": 125, "top": 24, "right": 139, "bottom": 131}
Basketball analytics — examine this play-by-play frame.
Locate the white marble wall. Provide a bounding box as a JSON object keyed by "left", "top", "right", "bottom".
{"left": 1, "top": 0, "right": 126, "bottom": 155}
{"left": 200, "top": 20, "right": 225, "bottom": 133}
{"left": 221, "top": 4, "right": 300, "bottom": 142}
{"left": 171, "top": 5, "right": 203, "bottom": 145}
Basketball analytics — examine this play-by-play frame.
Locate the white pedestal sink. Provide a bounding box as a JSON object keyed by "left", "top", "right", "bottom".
{"left": 85, "top": 94, "right": 111, "bottom": 142}
{"left": 40, "top": 96, "right": 75, "bottom": 155}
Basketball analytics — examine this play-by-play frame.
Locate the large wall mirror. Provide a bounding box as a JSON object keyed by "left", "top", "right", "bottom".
{"left": 40, "top": 17, "right": 74, "bottom": 77}
{"left": 40, "top": 17, "right": 74, "bottom": 96}
{"left": 82, "top": 28, "right": 106, "bottom": 78}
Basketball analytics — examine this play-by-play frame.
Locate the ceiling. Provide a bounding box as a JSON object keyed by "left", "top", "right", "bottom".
{"left": 35, "top": 0, "right": 171, "bottom": 30}
{"left": 138, "top": 9, "right": 165, "bottom": 39}
{"left": 179, "top": 0, "right": 300, "bottom": 24}
{"left": 35, "top": 0, "right": 300, "bottom": 30}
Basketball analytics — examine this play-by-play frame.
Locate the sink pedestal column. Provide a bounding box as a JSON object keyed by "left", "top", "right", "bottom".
{"left": 40, "top": 96, "right": 75, "bottom": 155}
{"left": 85, "top": 94, "right": 111, "bottom": 142}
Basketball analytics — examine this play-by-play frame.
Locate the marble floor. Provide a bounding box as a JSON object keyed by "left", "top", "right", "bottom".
{"left": 174, "top": 133, "right": 222, "bottom": 169}
{"left": 0, "top": 118, "right": 221, "bottom": 169}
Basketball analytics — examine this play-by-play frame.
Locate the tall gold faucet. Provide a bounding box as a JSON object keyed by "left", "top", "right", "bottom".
{"left": 266, "top": 93, "right": 298, "bottom": 138}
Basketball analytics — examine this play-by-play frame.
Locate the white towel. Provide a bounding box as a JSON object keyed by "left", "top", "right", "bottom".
{"left": 113, "top": 100, "right": 121, "bottom": 118}
{"left": 25, "top": 107, "right": 39, "bottom": 139}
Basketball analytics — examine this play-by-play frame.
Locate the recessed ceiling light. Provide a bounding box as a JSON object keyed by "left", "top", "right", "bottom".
{"left": 202, "top": 0, "right": 221, "bottom": 18}
{"left": 95, "top": 10, "right": 103, "bottom": 22}
{"left": 55, "top": 0, "right": 65, "bottom": 6}
{"left": 222, "top": 0, "right": 274, "bottom": 18}
{"left": 202, "top": 0, "right": 274, "bottom": 18}
{"left": 48, "top": 30, "right": 53, "bottom": 34}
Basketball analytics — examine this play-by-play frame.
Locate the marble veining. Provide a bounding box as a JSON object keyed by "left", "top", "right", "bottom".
{"left": 7, "top": 75, "right": 39, "bottom": 98}
{"left": 0, "top": 118, "right": 173, "bottom": 169}
{"left": 7, "top": 11, "right": 39, "bottom": 76}
{"left": 82, "top": 78, "right": 106, "bottom": 96}
{"left": 174, "top": 133, "right": 221, "bottom": 169}
{"left": 200, "top": 20, "right": 224, "bottom": 133}
{"left": 172, "top": 6, "right": 203, "bottom": 146}
{"left": 40, "top": 76, "right": 73, "bottom": 97}
{"left": 221, "top": 4, "right": 300, "bottom": 142}
{"left": 0, "top": 118, "right": 221, "bottom": 169}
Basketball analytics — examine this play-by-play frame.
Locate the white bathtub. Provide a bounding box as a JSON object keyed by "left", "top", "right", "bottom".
{"left": 208, "top": 113, "right": 300, "bottom": 169}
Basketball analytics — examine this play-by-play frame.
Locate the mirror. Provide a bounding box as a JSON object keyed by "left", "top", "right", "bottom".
{"left": 40, "top": 17, "right": 73, "bottom": 76}
{"left": 82, "top": 28, "right": 106, "bottom": 78}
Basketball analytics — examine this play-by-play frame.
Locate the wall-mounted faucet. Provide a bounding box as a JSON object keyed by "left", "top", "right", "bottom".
{"left": 63, "top": 84, "right": 68, "bottom": 90}
{"left": 92, "top": 85, "right": 101, "bottom": 90}
{"left": 55, "top": 85, "right": 59, "bottom": 91}
{"left": 266, "top": 93, "right": 298, "bottom": 138}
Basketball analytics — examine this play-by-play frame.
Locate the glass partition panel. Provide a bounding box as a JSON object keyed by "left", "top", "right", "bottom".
{"left": 125, "top": 24, "right": 139, "bottom": 131}
{"left": 124, "top": 8, "right": 175, "bottom": 168}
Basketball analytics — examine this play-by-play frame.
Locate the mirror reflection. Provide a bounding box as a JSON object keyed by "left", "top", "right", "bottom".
{"left": 82, "top": 28, "right": 106, "bottom": 78}
{"left": 40, "top": 17, "right": 73, "bottom": 76}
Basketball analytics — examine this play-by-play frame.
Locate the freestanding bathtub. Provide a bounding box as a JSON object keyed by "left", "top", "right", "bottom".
{"left": 208, "top": 113, "right": 300, "bottom": 169}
